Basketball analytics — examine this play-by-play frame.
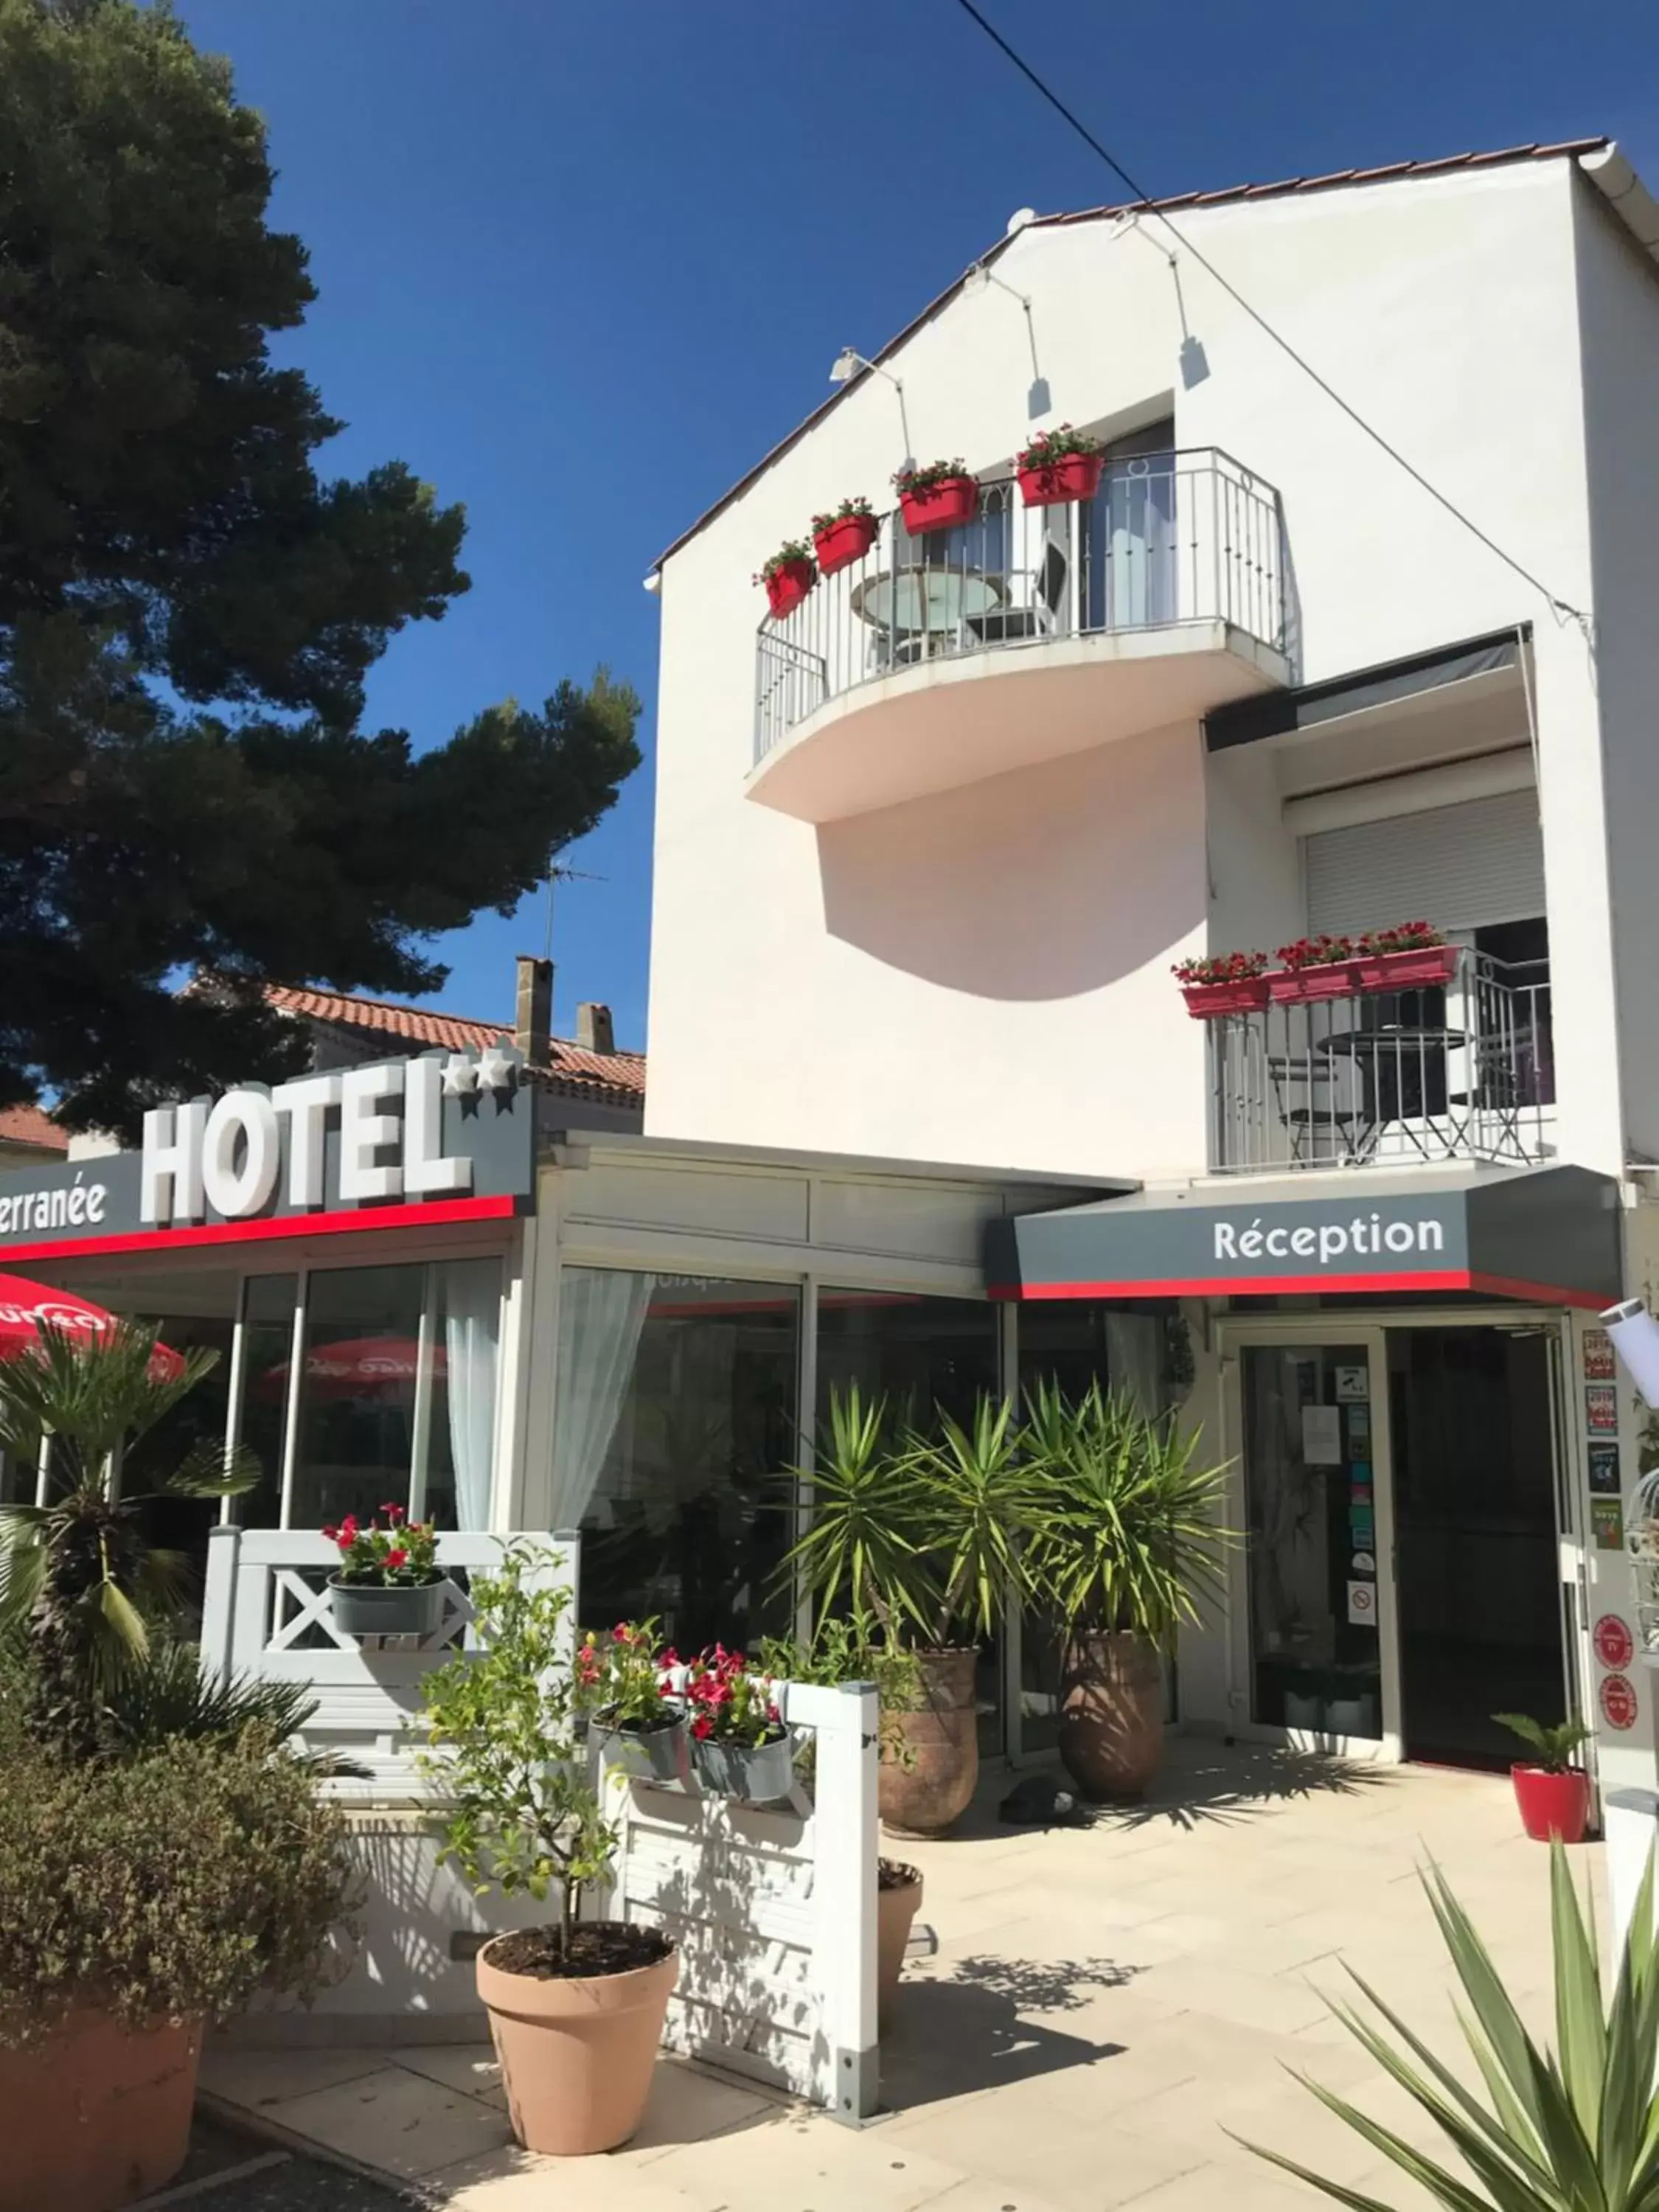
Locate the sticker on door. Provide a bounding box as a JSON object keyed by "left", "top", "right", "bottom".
{"left": 1335, "top": 1366, "right": 1369, "bottom": 1402}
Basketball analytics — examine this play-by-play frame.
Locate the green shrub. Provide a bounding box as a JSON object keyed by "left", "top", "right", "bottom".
{"left": 0, "top": 1722, "right": 352, "bottom": 2046}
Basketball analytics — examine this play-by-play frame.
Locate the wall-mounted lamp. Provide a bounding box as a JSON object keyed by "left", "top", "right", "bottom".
{"left": 827, "top": 347, "right": 913, "bottom": 472}
{"left": 641, "top": 570, "right": 661, "bottom": 596}
{"left": 964, "top": 262, "right": 1049, "bottom": 419}
{"left": 1110, "top": 214, "right": 1210, "bottom": 389}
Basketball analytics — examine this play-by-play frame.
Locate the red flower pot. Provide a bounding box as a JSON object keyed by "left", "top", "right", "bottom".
{"left": 1352, "top": 945, "right": 1459, "bottom": 994}
{"left": 763, "top": 558, "right": 816, "bottom": 619}
{"left": 898, "top": 476, "right": 978, "bottom": 534}
{"left": 1180, "top": 977, "right": 1270, "bottom": 1018}
{"left": 1018, "top": 453, "right": 1105, "bottom": 507}
{"left": 813, "top": 512, "right": 879, "bottom": 577}
{"left": 1267, "top": 961, "right": 1360, "bottom": 1004}
{"left": 1511, "top": 1763, "right": 1590, "bottom": 1844}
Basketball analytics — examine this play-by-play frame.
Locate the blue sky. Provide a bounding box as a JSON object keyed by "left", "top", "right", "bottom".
{"left": 177, "top": 0, "right": 1657, "bottom": 1054}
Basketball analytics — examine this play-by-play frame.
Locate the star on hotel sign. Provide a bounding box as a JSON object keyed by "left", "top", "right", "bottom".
{"left": 441, "top": 1048, "right": 516, "bottom": 1096}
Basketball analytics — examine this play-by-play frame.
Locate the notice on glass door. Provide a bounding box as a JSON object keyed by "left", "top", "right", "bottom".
{"left": 1301, "top": 1404, "right": 1342, "bottom": 1465}
{"left": 1335, "top": 1366, "right": 1369, "bottom": 1402}
{"left": 1346, "top": 1579, "right": 1377, "bottom": 1627}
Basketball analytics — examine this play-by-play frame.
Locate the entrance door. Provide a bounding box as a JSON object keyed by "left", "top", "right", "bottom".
{"left": 1388, "top": 1326, "right": 1568, "bottom": 1767}
{"left": 1233, "top": 1333, "right": 1398, "bottom": 1754}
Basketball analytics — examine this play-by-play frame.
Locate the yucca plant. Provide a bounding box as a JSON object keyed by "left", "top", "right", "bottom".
{"left": 906, "top": 1392, "right": 1037, "bottom": 1647}
{"left": 0, "top": 1321, "right": 258, "bottom": 1755}
{"left": 776, "top": 1385, "right": 936, "bottom": 1643}
{"left": 1496, "top": 1713, "right": 1593, "bottom": 1773}
{"left": 1247, "top": 1843, "right": 1659, "bottom": 2212}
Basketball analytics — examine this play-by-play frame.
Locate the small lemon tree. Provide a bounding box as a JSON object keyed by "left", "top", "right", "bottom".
{"left": 417, "top": 1540, "right": 615, "bottom": 1952}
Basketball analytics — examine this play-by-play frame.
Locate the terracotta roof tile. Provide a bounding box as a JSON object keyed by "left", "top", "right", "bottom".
{"left": 0, "top": 1103, "right": 66, "bottom": 1152}
{"left": 264, "top": 985, "right": 645, "bottom": 1108}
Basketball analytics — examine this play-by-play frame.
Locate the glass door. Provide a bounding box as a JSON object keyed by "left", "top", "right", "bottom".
{"left": 1229, "top": 1329, "right": 1399, "bottom": 1753}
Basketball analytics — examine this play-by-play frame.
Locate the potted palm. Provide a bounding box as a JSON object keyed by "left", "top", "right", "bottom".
{"left": 1495, "top": 1711, "right": 1593, "bottom": 1843}
{"left": 1015, "top": 424, "right": 1105, "bottom": 507}
{"left": 1352, "top": 919, "right": 1458, "bottom": 992}
{"left": 325, "top": 1505, "right": 447, "bottom": 1637}
{"left": 781, "top": 1385, "right": 1032, "bottom": 1838}
{"left": 577, "top": 1619, "right": 690, "bottom": 1787}
{"left": 893, "top": 458, "right": 978, "bottom": 535}
{"left": 420, "top": 1543, "right": 678, "bottom": 2157}
{"left": 1171, "top": 949, "right": 1270, "bottom": 1017}
{"left": 811, "top": 496, "right": 879, "bottom": 577}
{"left": 1023, "top": 1382, "right": 1231, "bottom": 1801}
{"left": 755, "top": 540, "right": 817, "bottom": 619}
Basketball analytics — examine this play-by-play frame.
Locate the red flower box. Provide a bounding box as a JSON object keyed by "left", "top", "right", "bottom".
{"left": 898, "top": 475, "right": 978, "bottom": 534}
{"left": 1511, "top": 1764, "right": 1590, "bottom": 1844}
{"left": 1352, "top": 944, "right": 1459, "bottom": 994}
{"left": 763, "top": 558, "right": 816, "bottom": 619}
{"left": 1180, "top": 977, "right": 1270, "bottom": 1018}
{"left": 1267, "top": 962, "right": 1360, "bottom": 1004}
{"left": 1018, "top": 453, "right": 1105, "bottom": 507}
{"left": 813, "top": 512, "right": 879, "bottom": 577}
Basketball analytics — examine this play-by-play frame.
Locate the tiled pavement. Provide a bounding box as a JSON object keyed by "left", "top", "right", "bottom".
{"left": 200, "top": 1738, "right": 1600, "bottom": 2210}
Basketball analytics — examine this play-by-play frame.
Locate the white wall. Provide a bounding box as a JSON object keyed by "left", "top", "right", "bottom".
{"left": 650, "top": 158, "right": 1615, "bottom": 1181}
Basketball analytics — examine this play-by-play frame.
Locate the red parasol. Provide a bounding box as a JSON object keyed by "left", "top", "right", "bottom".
{"left": 0, "top": 1272, "right": 186, "bottom": 1381}
{"left": 257, "top": 1335, "right": 445, "bottom": 1401}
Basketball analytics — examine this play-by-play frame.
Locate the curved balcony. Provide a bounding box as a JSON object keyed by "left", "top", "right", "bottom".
{"left": 748, "top": 449, "right": 1290, "bottom": 824}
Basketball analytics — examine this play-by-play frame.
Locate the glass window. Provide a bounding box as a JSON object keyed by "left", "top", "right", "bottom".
{"left": 556, "top": 1270, "right": 799, "bottom": 1655}
{"left": 289, "top": 1265, "right": 426, "bottom": 1532}
{"left": 423, "top": 1258, "right": 502, "bottom": 1531}
{"left": 238, "top": 1272, "right": 298, "bottom": 1531}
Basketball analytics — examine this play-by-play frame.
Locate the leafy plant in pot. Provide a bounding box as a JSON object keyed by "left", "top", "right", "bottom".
{"left": 755, "top": 539, "right": 816, "bottom": 619}
{"left": 419, "top": 1543, "right": 677, "bottom": 2157}
{"left": 577, "top": 1618, "right": 690, "bottom": 1787}
{"left": 1023, "top": 1382, "right": 1231, "bottom": 1801}
{"left": 683, "top": 1645, "right": 791, "bottom": 1803}
{"left": 1495, "top": 1711, "right": 1593, "bottom": 1843}
{"left": 811, "top": 495, "right": 879, "bottom": 577}
{"left": 781, "top": 1385, "right": 1032, "bottom": 1838}
{"left": 1015, "top": 423, "right": 1105, "bottom": 507}
{"left": 325, "top": 1506, "right": 446, "bottom": 1637}
{"left": 893, "top": 457, "right": 978, "bottom": 534}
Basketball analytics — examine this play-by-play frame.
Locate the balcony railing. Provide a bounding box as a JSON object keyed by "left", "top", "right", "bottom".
{"left": 1206, "top": 949, "right": 1554, "bottom": 1173}
{"left": 754, "top": 448, "right": 1285, "bottom": 763}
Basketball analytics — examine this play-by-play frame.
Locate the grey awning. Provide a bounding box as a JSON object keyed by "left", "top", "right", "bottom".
{"left": 985, "top": 1164, "right": 1622, "bottom": 1310}
{"left": 1205, "top": 627, "right": 1528, "bottom": 754}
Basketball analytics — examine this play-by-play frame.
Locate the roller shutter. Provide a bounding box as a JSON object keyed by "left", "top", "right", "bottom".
{"left": 1304, "top": 788, "right": 1545, "bottom": 936}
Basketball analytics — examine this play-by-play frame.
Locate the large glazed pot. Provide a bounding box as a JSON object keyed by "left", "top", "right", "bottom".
{"left": 478, "top": 1930, "right": 678, "bottom": 2156}
{"left": 0, "top": 2008, "right": 201, "bottom": 2212}
{"left": 876, "top": 1861, "right": 923, "bottom": 2028}
{"left": 880, "top": 1648, "right": 979, "bottom": 1838}
{"left": 1059, "top": 1631, "right": 1164, "bottom": 1801}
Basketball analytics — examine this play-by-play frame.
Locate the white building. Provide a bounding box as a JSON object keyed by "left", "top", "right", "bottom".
{"left": 8, "top": 137, "right": 1659, "bottom": 1810}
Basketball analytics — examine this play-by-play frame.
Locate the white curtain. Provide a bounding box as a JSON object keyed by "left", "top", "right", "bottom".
{"left": 443, "top": 1259, "right": 501, "bottom": 1531}
{"left": 1105, "top": 1311, "right": 1163, "bottom": 1418}
{"left": 552, "top": 1269, "right": 655, "bottom": 1530}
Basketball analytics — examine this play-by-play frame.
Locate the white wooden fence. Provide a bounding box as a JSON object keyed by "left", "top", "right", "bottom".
{"left": 199, "top": 1527, "right": 882, "bottom": 2117}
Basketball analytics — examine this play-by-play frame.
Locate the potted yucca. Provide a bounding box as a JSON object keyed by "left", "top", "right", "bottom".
{"left": 755, "top": 540, "right": 816, "bottom": 619}
{"left": 811, "top": 496, "right": 879, "bottom": 577}
{"left": 1352, "top": 919, "right": 1458, "bottom": 993}
{"left": 1171, "top": 949, "right": 1269, "bottom": 1017}
{"left": 894, "top": 458, "right": 978, "bottom": 535}
{"left": 1015, "top": 424, "right": 1105, "bottom": 507}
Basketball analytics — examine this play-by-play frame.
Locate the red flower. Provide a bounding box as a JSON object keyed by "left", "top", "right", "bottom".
{"left": 384, "top": 1547, "right": 408, "bottom": 1570}
{"left": 613, "top": 1624, "right": 631, "bottom": 1643}
{"left": 321, "top": 1523, "right": 338, "bottom": 1543}
{"left": 691, "top": 1715, "right": 714, "bottom": 1741}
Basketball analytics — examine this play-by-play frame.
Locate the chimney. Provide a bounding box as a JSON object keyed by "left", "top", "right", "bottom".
{"left": 514, "top": 955, "right": 553, "bottom": 1062}
{"left": 576, "top": 1001, "right": 616, "bottom": 1056}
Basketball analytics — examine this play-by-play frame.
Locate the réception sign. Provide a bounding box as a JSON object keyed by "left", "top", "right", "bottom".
{"left": 0, "top": 1049, "right": 535, "bottom": 1258}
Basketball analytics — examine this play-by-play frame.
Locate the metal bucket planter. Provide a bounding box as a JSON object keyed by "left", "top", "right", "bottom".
{"left": 692, "top": 1729, "right": 795, "bottom": 1805}
{"left": 328, "top": 1576, "right": 446, "bottom": 1638}
{"left": 591, "top": 1710, "right": 692, "bottom": 1788}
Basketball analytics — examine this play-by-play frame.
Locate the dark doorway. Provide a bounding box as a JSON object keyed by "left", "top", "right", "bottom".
{"left": 1389, "top": 1326, "right": 1565, "bottom": 1767}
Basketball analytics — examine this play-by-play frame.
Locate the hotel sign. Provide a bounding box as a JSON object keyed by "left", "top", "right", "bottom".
{"left": 0, "top": 1051, "right": 535, "bottom": 1260}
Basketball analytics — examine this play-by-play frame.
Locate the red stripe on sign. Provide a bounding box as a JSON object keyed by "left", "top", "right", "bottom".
{"left": 1467, "top": 1272, "right": 1611, "bottom": 1312}
{"left": 0, "top": 1192, "right": 519, "bottom": 1266}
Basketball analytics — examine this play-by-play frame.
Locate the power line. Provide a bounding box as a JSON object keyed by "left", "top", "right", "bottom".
{"left": 948, "top": 0, "right": 1591, "bottom": 633}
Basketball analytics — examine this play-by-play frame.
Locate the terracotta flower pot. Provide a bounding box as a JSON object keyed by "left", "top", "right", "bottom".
{"left": 763, "top": 558, "right": 815, "bottom": 619}
{"left": 877, "top": 1861, "right": 923, "bottom": 2028}
{"left": 1017, "top": 452, "right": 1105, "bottom": 507}
{"left": 880, "top": 1647, "right": 979, "bottom": 1837}
{"left": 1179, "top": 975, "right": 1269, "bottom": 1017}
{"left": 478, "top": 1928, "right": 678, "bottom": 2157}
{"left": 1511, "top": 1764, "right": 1590, "bottom": 1844}
{"left": 813, "top": 512, "right": 879, "bottom": 577}
{"left": 1058, "top": 1631, "right": 1164, "bottom": 1801}
{"left": 1352, "top": 944, "right": 1458, "bottom": 993}
{"left": 898, "top": 476, "right": 978, "bottom": 534}
{"left": 0, "top": 2008, "right": 201, "bottom": 2212}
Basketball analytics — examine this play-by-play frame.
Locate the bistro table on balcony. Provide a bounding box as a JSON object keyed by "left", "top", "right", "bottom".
{"left": 849, "top": 565, "right": 1006, "bottom": 668}
{"left": 1318, "top": 1021, "right": 1472, "bottom": 1161}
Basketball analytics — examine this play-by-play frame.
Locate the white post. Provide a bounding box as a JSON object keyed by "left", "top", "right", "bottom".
{"left": 801, "top": 1676, "right": 880, "bottom": 2124}
{"left": 200, "top": 1523, "right": 243, "bottom": 1688}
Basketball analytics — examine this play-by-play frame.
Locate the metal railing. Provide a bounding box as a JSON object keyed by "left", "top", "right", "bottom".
{"left": 754, "top": 448, "right": 1285, "bottom": 763}
{"left": 1206, "top": 948, "right": 1555, "bottom": 1173}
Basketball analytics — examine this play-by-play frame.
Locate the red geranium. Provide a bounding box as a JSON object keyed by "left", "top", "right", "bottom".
{"left": 681, "top": 1647, "right": 784, "bottom": 1748}
{"left": 325, "top": 1510, "right": 438, "bottom": 1589}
